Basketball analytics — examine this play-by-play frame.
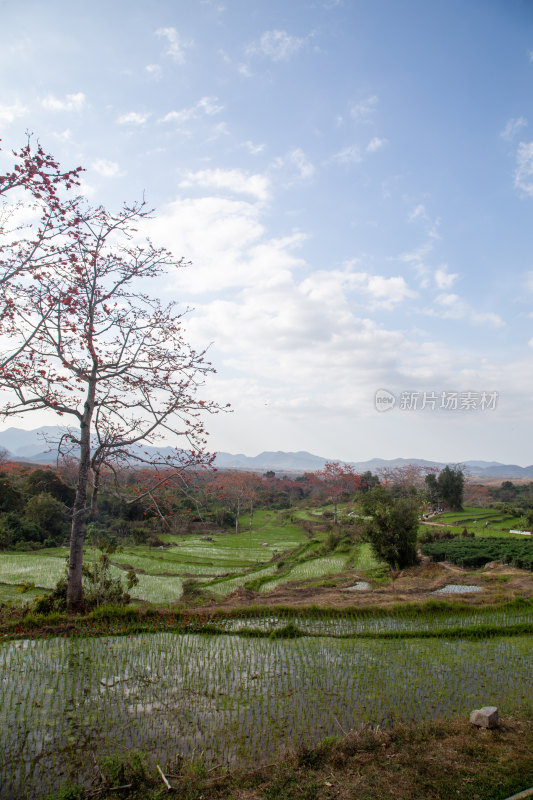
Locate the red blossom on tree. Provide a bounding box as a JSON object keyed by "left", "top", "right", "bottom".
{"left": 311, "top": 461, "right": 362, "bottom": 524}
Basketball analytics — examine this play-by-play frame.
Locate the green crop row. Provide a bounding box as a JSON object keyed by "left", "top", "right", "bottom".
{"left": 421, "top": 537, "right": 533, "bottom": 569}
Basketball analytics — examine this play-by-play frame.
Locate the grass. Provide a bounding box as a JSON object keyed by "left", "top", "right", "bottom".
{"left": 351, "top": 542, "right": 380, "bottom": 570}
{"left": 34, "top": 713, "right": 533, "bottom": 800}
{"left": 259, "top": 554, "right": 350, "bottom": 592}
{"left": 0, "top": 552, "right": 67, "bottom": 588}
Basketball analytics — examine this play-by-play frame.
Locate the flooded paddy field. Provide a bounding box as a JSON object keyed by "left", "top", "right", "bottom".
{"left": 215, "top": 602, "right": 533, "bottom": 635}
{"left": 1, "top": 628, "right": 532, "bottom": 799}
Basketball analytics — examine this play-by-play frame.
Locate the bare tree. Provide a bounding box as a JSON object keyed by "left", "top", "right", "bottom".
{"left": 0, "top": 198, "right": 224, "bottom": 608}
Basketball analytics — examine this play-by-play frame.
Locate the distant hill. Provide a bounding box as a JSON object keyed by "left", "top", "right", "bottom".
{"left": 0, "top": 425, "right": 531, "bottom": 478}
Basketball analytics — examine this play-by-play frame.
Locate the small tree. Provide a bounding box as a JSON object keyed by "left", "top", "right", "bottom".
{"left": 360, "top": 487, "right": 419, "bottom": 570}
{"left": 425, "top": 472, "right": 440, "bottom": 508}
{"left": 214, "top": 471, "right": 259, "bottom": 533}
{"left": 313, "top": 462, "right": 362, "bottom": 524}
{"left": 0, "top": 190, "right": 224, "bottom": 607}
{"left": 436, "top": 466, "right": 464, "bottom": 511}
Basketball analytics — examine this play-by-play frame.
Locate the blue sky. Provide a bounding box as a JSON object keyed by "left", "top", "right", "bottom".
{"left": 1, "top": 0, "right": 533, "bottom": 464}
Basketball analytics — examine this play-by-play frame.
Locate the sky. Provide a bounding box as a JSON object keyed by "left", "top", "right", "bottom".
{"left": 0, "top": 0, "right": 533, "bottom": 465}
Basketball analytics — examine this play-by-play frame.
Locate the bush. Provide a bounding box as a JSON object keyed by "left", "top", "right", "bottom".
{"left": 0, "top": 513, "right": 42, "bottom": 548}
{"left": 418, "top": 528, "right": 456, "bottom": 544}
{"left": 24, "top": 493, "right": 69, "bottom": 539}
{"left": 33, "top": 545, "right": 138, "bottom": 613}
{"left": 215, "top": 507, "right": 236, "bottom": 527}
{"left": 360, "top": 488, "right": 419, "bottom": 569}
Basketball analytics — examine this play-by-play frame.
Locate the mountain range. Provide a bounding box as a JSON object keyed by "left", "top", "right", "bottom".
{"left": 0, "top": 425, "right": 531, "bottom": 479}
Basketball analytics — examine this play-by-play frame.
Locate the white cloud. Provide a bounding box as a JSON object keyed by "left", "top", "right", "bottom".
{"left": 248, "top": 30, "right": 304, "bottom": 62}
{"left": 155, "top": 27, "right": 193, "bottom": 63}
{"left": 243, "top": 140, "right": 265, "bottom": 155}
{"left": 366, "top": 275, "right": 415, "bottom": 308}
{"left": 367, "top": 137, "right": 387, "bottom": 152}
{"left": 299, "top": 268, "right": 415, "bottom": 312}
{"left": 331, "top": 144, "right": 362, "bottom": 164}
{"left": 399, "top": 241, "right": 434, "bottom": 286}
{"left": 92, "top": 159, "right": 121, "bottom": 178}
{"left": 41, "top": 92, "right": 86, "bottom": 112}
{"left": 117, "top": 111, "right": 150, "bottom": 125}
{"left": 76, "top": 178, "right": 96, "bottom": 198}
{"left": 145, "top": 64, "right": 162, "bottom": 78}
{"left": 179, "top": 168, "right": 271, "bottom": 202}
{"left": 406, "top": 204, "right": 441, "bottom": 241}
{"left": 434, "top": 267, "right": 458, "bottom": 289}
{"left": 197, "top": 97, "right": 223, "bottom": 116}
{"left": 500, "top": 117, "right": 527, "bottom": 140}
{"left": 408, "top": 204, "right": 428, "bottom": 223}
{"left": 432, "top": 293, "right": 505, "bottom": 327}
{"left": 273, "top": 148, "right": 315, "bottom": 181}
{"left": 160, "top": 96, "right": 223, "bottom": 125}
{"left": 52, "top": 129, "right": 72, "bottom": 142}
{"left": 514, "top": 141, "right": 533, "bottom": 196}
{"left": 206, "top": 122, "right": 229, "bottom": 141}
{"left": 146, "top": 194, "right": 306, "bottom": 294}
{"left": 350, "top": 96, "right": 378, "bottom": 122}
{"left": 0, "top": 101, "right": 27, "bottom": 124}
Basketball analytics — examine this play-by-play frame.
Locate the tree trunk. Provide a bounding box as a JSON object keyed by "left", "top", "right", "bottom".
{"left": 249, "top": 499, "right": 254, "bottom": 531}
{"left": 66, "top": 381, "right": 96, "bottom": 609}
{"left": 235, "top": 497, "right": 240, "bottom": 534}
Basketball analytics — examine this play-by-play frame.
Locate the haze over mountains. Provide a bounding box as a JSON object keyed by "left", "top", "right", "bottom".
{"left": 0, "top": 426, "right": 531, "bottom": 479}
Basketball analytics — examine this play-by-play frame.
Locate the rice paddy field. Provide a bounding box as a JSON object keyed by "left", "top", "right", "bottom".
{"left": 1, "top": 504, "right": 533, "bottom": 798}
{"left": 424, "top": 506, "right": 529, "bottom": 537}
{"left": 0, "top": 510, "right": 314, "bottom": 605}
{"left": 1, "top": 624, "right": 532, "bottom": 799}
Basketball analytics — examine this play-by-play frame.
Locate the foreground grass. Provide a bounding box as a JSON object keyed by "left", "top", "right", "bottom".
{"left": 2, "top": 596, "right": 533, "bottom": 641}
{"left": 46, "top": 713, "right": 533, "bottom": 800}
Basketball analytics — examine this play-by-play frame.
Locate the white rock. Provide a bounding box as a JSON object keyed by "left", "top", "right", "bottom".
{"left": 469, "top": 706, "right": 499, "bottom": 728}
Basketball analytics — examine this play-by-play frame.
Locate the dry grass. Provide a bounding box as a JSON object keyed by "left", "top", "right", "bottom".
{"left": 82, "top": 714, "right": 533, "bottom": 800}
{"left": 201, "top": 716, "right": 533, "bottom": 800}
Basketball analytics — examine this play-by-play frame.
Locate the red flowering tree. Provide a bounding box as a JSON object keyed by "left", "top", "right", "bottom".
{"left": 212, "top": 471, "right": 260, "bottom": 533}
{"left": 0, "top": 194, "right": 224, "bottom": 608}
{"left": 312, "top": 461, "right": 362, "bottom": 524}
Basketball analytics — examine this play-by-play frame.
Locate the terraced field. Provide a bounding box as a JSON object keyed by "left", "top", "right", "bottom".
{"left": 425, "top": 506, "right": 527, "bottom": 537}
{"left": 1, "top": 504, "right": 530, "bottom": 607}
{"left": 0, "top": 508, "right": 368, "bottom": 604}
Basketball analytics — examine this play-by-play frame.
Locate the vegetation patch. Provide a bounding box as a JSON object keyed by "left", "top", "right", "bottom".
{"left": 422, "top": 537, "right": 533, "bottom": 569}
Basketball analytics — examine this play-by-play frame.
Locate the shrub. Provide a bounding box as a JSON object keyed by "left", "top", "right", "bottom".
{"left": 360, "top": 488, "right": 419, "bottom": 569}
